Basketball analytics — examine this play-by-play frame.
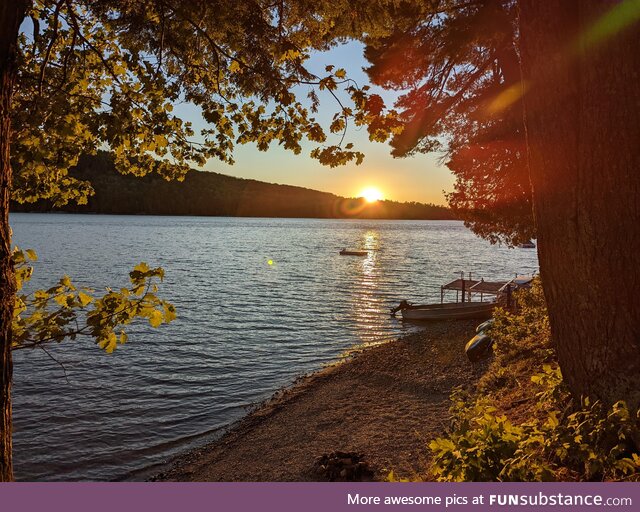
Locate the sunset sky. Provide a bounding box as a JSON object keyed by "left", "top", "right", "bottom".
{"left": 175, "top": 42, "right": 455, "bottom": 205}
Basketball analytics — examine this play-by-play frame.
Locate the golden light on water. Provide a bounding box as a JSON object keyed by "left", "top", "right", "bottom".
{"left": 359, "top": 187, "right": 384, "bottom": 203}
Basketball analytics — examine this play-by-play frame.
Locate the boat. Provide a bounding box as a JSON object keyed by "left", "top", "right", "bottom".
{"left": 465, "top": 333, "right": 494, "bottom": 362}
{"left": 391, "top": 271, "right": 535, "bottom": 321}
{"left": 518, "top": 240, "right": 536, "bottom": 248}
{"left": 399, "top": 301, "right": 495, "bottom": 321}
{"left": 512, "top": 275, "right": 534, "bottom": 288}
{"left": 339, "top": 249, "right": 368, "bottom": 256}
{"left": 475, "top": 318, "right": 495, "bottom": 334}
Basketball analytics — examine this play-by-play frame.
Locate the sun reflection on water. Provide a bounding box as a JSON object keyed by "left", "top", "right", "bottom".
{"left": 348, "top": 229, "right": 395, "bottom": 345}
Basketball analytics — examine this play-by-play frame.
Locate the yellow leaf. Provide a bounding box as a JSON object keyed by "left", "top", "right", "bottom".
{"left": 163, "top": 303, "right": 177, "bottom": 323}
{"left": 78, "top": 291, "right": 93, "bottom": 307}
{"left": 54, "top": 293, "right": 70, "bottom": 306}
{"left": 133, "top": 262, "right": 150, "bottom": 273}
{"left": 132, "top": 284, "right": 145, "bottom": 296}
{"left": 106, "top": 332, "right": 118, "bottom": 353}
{"left": 149, "top": 310, "right": 163, "bottom": 328}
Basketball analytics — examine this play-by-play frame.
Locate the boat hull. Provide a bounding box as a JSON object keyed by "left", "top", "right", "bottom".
{"left": 401, "top": 302, "right": 495, "bottom": 321}
{"left": 465, "top": 333, "right": 494, "bottom": 362}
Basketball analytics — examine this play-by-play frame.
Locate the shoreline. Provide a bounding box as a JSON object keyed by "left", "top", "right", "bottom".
{"left": 10, "top": 211, "right": 457, "bottom": 221}
{"left": 153, "top": 319, "right": 483, "bottom": 482}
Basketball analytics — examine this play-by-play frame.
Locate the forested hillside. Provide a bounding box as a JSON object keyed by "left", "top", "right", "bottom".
{"left": 12, "top": 152, "right": 454, "bottom": 220}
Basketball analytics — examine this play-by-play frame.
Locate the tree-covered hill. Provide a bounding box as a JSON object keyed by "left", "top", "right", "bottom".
{"left": 12, "top": 152, "right": 454, "bottom": 220}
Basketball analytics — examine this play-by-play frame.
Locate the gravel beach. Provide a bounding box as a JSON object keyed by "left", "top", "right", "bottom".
{"left": 154, "top": 319, "right": 481, "bottom": 481}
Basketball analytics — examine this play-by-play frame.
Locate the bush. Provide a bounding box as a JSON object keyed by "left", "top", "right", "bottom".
{"left": 428, "top": 279, "right": 640, "bottom": 482}
{"left": 430, "top": 367, "right": 640, "bottom": 481}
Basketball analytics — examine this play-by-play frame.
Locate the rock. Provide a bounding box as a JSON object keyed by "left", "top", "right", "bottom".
{"left": 313, "top": 451, "right": 375, "bottom": 482}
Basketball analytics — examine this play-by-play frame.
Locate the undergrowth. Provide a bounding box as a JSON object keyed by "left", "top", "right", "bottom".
{"left": 426, "top": 279, "right": 640, "bottom": 482}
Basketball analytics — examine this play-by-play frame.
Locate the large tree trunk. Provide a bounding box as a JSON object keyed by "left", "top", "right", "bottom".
{"left": 1, "top": 0, "right": 29, "bottom": 482}
{"left": 519, "top": 1, "right": 640, "bottom": 406}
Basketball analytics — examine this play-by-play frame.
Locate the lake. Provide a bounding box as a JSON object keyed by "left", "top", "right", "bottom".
{"left": 9, "top": 214, "right": 538, "bottom": 481}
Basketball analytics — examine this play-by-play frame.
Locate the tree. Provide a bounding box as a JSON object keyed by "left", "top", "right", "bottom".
{"left": 363, "top": 0, "right": 640, "bottom": 405}
{"left": 1, "top": 0, "right": 31, "bottom": 484}
{"left": 363, "top": 0, "right": 534, "bottom": 245}
{"left": 518, "top": 0, "right": 640, "bottom": 406}
{"left": 1, "top": 0, "right": 404, "bottom": 481}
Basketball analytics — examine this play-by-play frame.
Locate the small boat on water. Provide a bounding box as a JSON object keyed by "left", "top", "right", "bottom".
{"left": 399, "top": 301, "right": 495, "bottom": 321}
{"left": 339, "top": 249, "right": 368, "bottom": 256}
{"left": 519, "top": 240, "right": 536, "bottom": 249}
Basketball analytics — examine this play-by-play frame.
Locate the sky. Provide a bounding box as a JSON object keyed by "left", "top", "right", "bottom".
{"left": 175, "top": 42, "right": 455, "bottom": 205}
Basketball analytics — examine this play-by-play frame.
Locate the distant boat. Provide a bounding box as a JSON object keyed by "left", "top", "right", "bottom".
{"left": 400, "top": 301, "right": 495, "bottom": 321}
{"left": 518, "top": 240, "right": 536, "bottom": 248}
{"left": 339, "top": 249, "right": 368, "bottom": 256}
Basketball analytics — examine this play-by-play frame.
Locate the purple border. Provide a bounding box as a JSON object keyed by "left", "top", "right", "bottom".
{"left": 1, "top": 482, "right": 639, "bottom": 512}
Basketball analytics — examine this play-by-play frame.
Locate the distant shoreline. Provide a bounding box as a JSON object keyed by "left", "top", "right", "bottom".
{"left": 10, "top": 210, "right": 459, "bottom": 221}
{"left": 11, "top": 152, "right": 455, "bottom": 221}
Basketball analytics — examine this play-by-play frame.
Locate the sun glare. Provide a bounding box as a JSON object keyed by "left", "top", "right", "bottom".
{"left": 360, "top": 187, "right": 384, "bottom": 203}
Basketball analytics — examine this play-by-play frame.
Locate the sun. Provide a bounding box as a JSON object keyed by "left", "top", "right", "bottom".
{"left": 360, "top": 187, "right": 384, "bottom": 203}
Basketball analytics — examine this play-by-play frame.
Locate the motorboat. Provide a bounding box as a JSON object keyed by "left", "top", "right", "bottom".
{"left": 339, "top": 249, "right": 368, "bottom": 256}
{"left": 399, "top": 301, "right": 495, "bottom": 321}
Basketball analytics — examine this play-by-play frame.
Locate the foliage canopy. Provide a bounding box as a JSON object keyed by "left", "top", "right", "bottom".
{"left": 13, "top": 0, "right": 405, "bottom": 207}
{"left": 362, "top": 0, "right": 535, "bottom": 244}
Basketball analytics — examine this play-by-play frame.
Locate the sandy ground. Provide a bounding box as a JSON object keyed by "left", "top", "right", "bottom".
{"left": 154, "top": 319, "right": 482, "bottom": 481}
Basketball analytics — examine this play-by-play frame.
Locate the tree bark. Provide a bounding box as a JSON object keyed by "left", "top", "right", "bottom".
{"left": 519, "top": 1, "right": 640, "bottom": 406}
{"left": 1, "top": 0, "right": 29, "bottom": 482}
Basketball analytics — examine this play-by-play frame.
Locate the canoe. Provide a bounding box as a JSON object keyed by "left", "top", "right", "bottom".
{"left": 475, "top": 318, "right": 495, "bottom": 334}
{"left": 465, "top": 333, "right": 494, "bottom": 362}
{"left": 400, "top": 301, "right": 495, "bottom": 321}
{"left": 339, "top": 250, "right": 368, "bottom": 256}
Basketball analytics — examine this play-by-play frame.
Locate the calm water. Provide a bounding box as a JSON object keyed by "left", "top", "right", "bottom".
{"left": 9, "top": 214, "right": 538, "bottom": 481}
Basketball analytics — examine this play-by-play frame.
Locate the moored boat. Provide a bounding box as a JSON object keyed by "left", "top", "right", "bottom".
{"left": 400, "top": 301, "right": 495, "bottom": 321}
{"left": 339, "top": 249, "right": 368, "bottom": 256}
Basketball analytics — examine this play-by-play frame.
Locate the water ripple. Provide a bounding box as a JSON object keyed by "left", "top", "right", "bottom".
{"left": 10, "top": 214, "right": 538, "bottom": 481}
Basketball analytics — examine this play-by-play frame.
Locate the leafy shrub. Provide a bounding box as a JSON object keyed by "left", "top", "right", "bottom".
{"left": 428, "top": 279, "right": 640, "bottom": 482}
{"left": 490, "top": 278, "right": 552, "bottom": 361}
{"left": 430, "top": 365, "right": 640, "bottom": 482}
{"left": 429, "top": 389, "right": 529, "bottom": 481}
{"left": 477, "top": 278, "right": 554, "bottom": 394}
